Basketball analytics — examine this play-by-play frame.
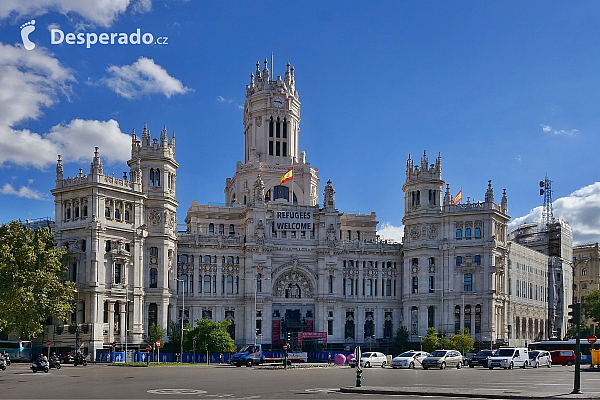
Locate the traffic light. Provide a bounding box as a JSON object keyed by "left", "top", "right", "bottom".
{"left": 568, "top": 303, "right": 581, "bottom": 326}
{"left": 286, "top": 332, "right": 291, "bottom": 344}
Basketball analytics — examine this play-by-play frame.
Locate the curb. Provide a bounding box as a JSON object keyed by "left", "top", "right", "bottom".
{"left": 339, "top": 387, "right": 600, "bottom": 399}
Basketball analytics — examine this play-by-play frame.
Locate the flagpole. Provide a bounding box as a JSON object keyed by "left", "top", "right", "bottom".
{"left": 290, "top": 165, "right": 294, "bottom": 205}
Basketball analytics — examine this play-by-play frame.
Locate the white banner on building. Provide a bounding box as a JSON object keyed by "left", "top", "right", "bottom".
{"left": 274, "top": 210, "right": 313, "bottom": 231}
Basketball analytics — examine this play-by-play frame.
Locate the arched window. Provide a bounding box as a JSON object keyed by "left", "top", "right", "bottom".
{"left": 356, "top": 230, "right": 360, "bottom": 240}
{"left": 105, "top": 206, "right": 111, "bottom": 218}
{"left": 229, "top": 224, "right": 235, "bottom": 235}
{"left": 456, "top": 229, "right": 462, "bottom": 238}
{"left": 148, "top": 303, "right": 158, "bottom": 331}
{"left": 582, "top": 268, "right": 588, "bottom": 276}
{"left": 209, "top": 223, "right": 214, "bottom": 234}
{"left": 474, "top": 227, "right": 481, "bottom": 237}
{"left": 410, "top": 306, "right": 418, "bottom": 335}
{"left": 150, "top": 168, "right": 155, "bottom": 186}
{"left": 456, "top": 256, "right": 462, "bottom": 266}
{"left": 465, "top": 228, "right": 471, "bottom": 238}
{"left": 203, "top": 255, "right": 211, "bottom": 263}
{"left": 150, "top": 268, "right": 158, "bottom": 288}
{"left": 474, "top": 255, "right": 481, "bottom": 265}
{"left": 124, "top": 210, "right": 130, "bottom": 221}
{"left": 115, "top": 209, "right": 120, "bottom": 220}
{"left": 219, "top": 224, "right": 224, "bottom": 234}
{"left": 105, "top": 240, "right": 111, "bottom": 252}
{"left": 83, "top": 205, "right": 88, "bottom": 217}
{"left": 454, "top": 305, "right": 461, "bottom": 333}
{"left": 155, "top": 168, "right": 160, "bottom": 186}
{"left": 226, "top": 256, "right": 234, "bottom": 264}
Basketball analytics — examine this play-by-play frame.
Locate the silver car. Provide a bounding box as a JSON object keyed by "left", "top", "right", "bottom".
{"left": 422, "top": 349, "right": 463, "bottom": 370}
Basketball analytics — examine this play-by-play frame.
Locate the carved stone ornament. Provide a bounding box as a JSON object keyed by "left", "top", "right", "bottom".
{"left": 428, "top": 265, "right": 436, "bottom": 273}
{"left": 274, "top": 269, "right": 314, "bottom": 298}
{"left": 411, "top": 265, "right": 419, "bottom": 275}
{"left": 428, "top": 225, "right": 437, "bottom": 239}
{"left": 410, "top": 225, "right": 421, "bottom": 239}
{"left": 255, "top": 116, "right": 262, "bottom": 127}
{"left": 148, "top": 209, "right": 161, "bottom": 226}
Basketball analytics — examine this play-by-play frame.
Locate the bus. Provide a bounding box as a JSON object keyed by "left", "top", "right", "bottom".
{"left": 528, "top": 340, "right": 594, "bottom": 363}
{"left": 0, "top": 340, "right": 33, "bottom": 361}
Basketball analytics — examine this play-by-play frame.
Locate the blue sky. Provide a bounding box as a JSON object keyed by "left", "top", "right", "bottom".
{"left": 1, "top": 1, "right": 600, "bottom": 244}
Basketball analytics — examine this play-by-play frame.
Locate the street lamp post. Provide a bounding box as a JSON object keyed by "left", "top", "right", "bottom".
{"left": 254, "top": 274, "right": 270, "bottom": 344}
{"left": 176, "top": 278, "right": 185, "bottom": 363}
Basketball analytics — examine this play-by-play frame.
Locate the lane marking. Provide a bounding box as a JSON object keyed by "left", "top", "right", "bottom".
{"left": 147, "top": 389, "right": 208, "bottom": 395}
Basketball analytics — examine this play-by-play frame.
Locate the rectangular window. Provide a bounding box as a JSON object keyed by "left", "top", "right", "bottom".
{"left": 386, "top": 279, "right": 392, "bottom": 296}
{"left": 282, "top": 142, "right": 287, "bottom": 157}
{"left": 412, "top": 276, "right": 418, "bottom": 294}
{"left": 276, "top": 141, "right": 280, "bottom": 156}
{"left": 428, "top": 275, "right": 434, "bottom": 293}
{"left": 464, "top": 274, "right": 473, "bottom": 292}
{"left": 283, "top": 122, "right": 287, "bottom": 138}
{"left": 114, "top": 263, "right": 121, "bottom": 284}
{"left": 328, "top": 275, "right": 333, "bottom": 294}
{"left": 269, "top": 141, "right": 273, "bottom": 156}
{"left": 328, "top": 319, "right": 333, "bottom": 335}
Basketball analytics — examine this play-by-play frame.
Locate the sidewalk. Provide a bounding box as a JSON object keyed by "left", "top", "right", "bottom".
{"left": 340, "top": 386, "right": 600, "bottom": 399}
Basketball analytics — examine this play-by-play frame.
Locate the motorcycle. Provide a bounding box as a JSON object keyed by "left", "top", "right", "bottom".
{"left": 0, "top": 355, "right": 6, "bottom": 371}
{"left": 49, "top": 356, "right": 61, "bottom": 370}
{"left": 2, "top": 352, "right": 10, "bottom": 366}
{"left": 31, "top": 358, "right": 50, "bottom": 373}
{"left": 73, "top": 353, "right": 87, "bottom": 367}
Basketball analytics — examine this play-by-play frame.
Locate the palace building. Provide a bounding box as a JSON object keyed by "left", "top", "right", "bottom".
{"left": 46, "top": 59, "right": 572, "bottom": 359}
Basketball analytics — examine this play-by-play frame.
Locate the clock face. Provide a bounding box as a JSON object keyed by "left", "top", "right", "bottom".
{"left": 273, "top": 97, "right": 284, "bottom": 108}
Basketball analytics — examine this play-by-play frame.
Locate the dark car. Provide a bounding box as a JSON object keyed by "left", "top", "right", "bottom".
{"left": 468, "top": 349, "right": 494, "bottom": 368}
{"left": 60, "top": 352, "right": 74, "bottom": 364}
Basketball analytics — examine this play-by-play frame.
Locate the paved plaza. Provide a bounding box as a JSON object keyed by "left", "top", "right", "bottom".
{"left": 1, "top": 362, "right": 600, "bottom": 399}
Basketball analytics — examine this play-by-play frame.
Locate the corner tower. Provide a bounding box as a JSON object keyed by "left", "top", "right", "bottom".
{"left": 225, "top": 59, "right": 319, "bottom": 206}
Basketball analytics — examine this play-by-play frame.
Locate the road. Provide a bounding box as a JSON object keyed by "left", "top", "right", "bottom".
{"left": 1, "top": 362, "right": 598, "bottom": 399}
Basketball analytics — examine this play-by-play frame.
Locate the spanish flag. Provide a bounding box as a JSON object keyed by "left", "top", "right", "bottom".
{"left": 453, "top": 189, "right": 462, "bottom": 205}
{"left": 279, "top": 167, "right": 293, "bottom": 184}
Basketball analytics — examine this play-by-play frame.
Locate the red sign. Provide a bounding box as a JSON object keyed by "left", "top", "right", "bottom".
{"left": 112, "top": 342, "right": 117, "bottom": 347}
{"left": 282, "top": 343, "right": 289, "bottom": 351}
{"left": 588, "top": 335, "right": 597, "bottom": 344}
{"left": 272, "top": 320, "right": 281, "bottom": 344}
{"left": 46, "top": 340, "right": 51, "bottom": 346}
{"left": 297, "top": 331, "right": 327, "bottom": 345}
{"left": 146, "top": 345, "right": 152, "bottom": 351}
{"left": 155, "top": 340, "right": 161, "bottom": 347}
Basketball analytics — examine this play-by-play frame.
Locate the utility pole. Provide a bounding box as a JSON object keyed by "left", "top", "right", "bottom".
{"left": 568, "top": 302, "right": 582, "bottom": 394}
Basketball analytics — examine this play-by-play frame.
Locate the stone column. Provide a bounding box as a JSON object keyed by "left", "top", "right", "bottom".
{"left": 108, "top": 300, "right": 115, "bottom": 344}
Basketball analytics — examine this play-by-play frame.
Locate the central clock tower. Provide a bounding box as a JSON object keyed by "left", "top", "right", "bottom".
{"left": 224, "top": 59, "right": 319, "bottom": 206}
{"left": 243, "top": 59, "right": 300, "bottom": 165}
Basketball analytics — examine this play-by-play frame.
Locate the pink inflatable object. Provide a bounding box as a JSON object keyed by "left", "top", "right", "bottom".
{"left": 334, "top": 354, "right": 347, "bottom": 365}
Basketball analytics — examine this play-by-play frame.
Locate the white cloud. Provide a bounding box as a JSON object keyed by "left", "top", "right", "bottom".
{"left": 509, "top": 182, "right": 600, "bottom": 244}
{"left": 101, "top": 57, "right": 192, "bottom": 100}
{"left": 217, "top": 95, "right": 233, "bottom": 103}
{"left": 377, "top": 222, "right": 404, "bottom": 243}
{"left": 541, "top": 124, "right": 578, "bottom": 137}
{"left": 0, "top": 43, "right": 130, "bottom": 168}
{"left": 0, "top": 183, "right": 47, "bottom": 200}
{"left": 46, "top": 119, "right": 131, "bottom": 164}
{"left": 0, "top": 0, "right": 137, "bottom": 28}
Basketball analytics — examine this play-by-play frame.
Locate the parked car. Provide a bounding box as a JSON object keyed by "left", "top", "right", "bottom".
{"left": 550, "top": 350, "right": 575, "bottom": 366}
{"left": 390, "top": 351, "right": 430, "bottom": 369}
{"left": 348, "top": 357, "right": 358, "bottom": 368}
{"left": 528, "top": 350, "right": 552, "bottom": 368}
{"left": 422, "top": 350, "right": 463, "bottom": 370}
{"left": 468, "top": 349, "right": 494, "bottom": 368}
{"left": 359, "top": 352, "right": 388, "bottom": 368}
{"left": 488, "top": 347, "right": 529, "bottom": 369}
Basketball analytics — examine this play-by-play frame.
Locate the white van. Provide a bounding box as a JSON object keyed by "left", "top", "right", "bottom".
{"left": 488, "top": 347, "right": 529, "bottom": 369}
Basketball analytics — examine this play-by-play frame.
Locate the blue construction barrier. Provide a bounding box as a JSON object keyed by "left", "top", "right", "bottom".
{"left": 96, "top": 350, "right": 234, "bottom": 363}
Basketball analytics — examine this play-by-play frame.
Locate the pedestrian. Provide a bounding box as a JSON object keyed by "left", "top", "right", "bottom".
{"left": 328, "top": 352, "right": 332, "bottom": 365}
{"left": 219, "top": 353, "right": 223, "bottom": 364}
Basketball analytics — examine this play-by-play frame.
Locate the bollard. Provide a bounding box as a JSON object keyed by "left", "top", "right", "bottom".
{"left": 356, "top": 368, "right": 362, "bottom": 387}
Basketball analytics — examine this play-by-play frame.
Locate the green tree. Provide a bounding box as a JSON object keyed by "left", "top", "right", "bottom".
{"left": 148, "top": 322, "right": 165, "bottom": 347}
{"left": 166, "top": 320, "right": 191, "bottom": 352}
{"left": 420, "top": 327, "right": 440, "bottom": 353}
{"left": 583, "top": 290, "right": 600, "bottom": 325}
{"left": 440, "top": 337, "right": 453, "bottom": 350}
{"left": 0, "top": 222, "right": 75, "bottom": 339}
{"left": 391, "top": 326, "right": 410, "bottom": 355}
{"left": 185, "top": 319, "right": 236, "bottom": 355}
{"left": 450, "top": 329, "right": 474, "bottom": 355}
